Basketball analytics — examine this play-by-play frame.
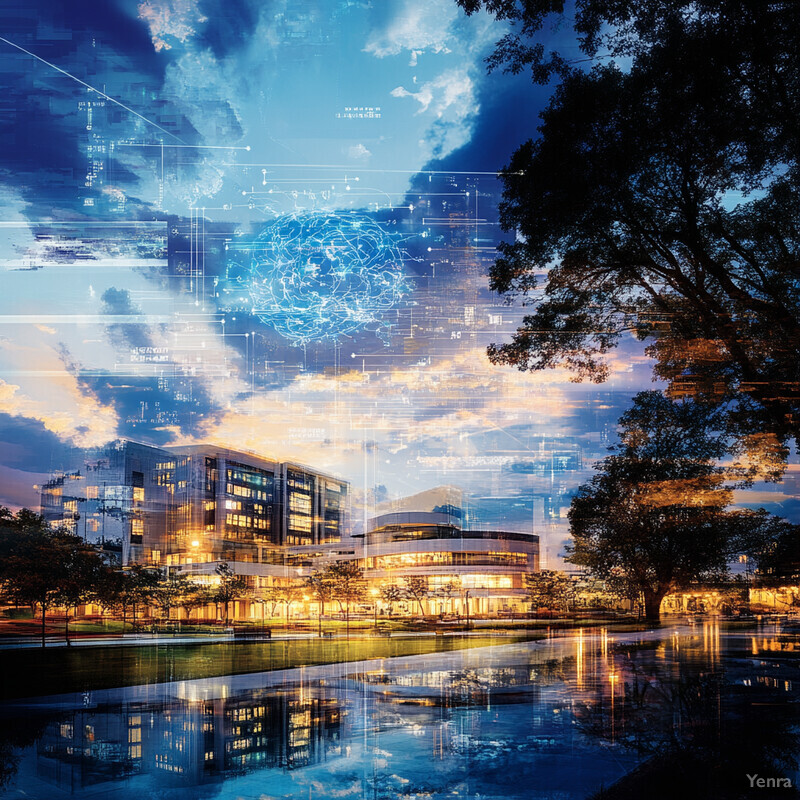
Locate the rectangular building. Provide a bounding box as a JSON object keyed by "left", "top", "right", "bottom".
{"left": 40, "top": 440, "right": 350, "bottom": 576}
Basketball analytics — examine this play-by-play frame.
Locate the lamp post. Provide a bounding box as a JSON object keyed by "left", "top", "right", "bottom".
{"left": 464, "top": 589, "right": 471, "bottom": 631}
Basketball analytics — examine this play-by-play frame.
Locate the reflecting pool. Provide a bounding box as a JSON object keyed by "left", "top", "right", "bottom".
{"left": 1, "top": 621, "right": 799, "bottom": 799}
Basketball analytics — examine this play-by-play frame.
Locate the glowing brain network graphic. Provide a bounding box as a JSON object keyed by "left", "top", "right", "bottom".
{"left": 232, "top": 211, "right": 409, "bottom": 344}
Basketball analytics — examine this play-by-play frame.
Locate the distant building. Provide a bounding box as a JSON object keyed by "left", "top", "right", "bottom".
{"left": 40, "top": 440, "right": 172, "bottom": 565}
{"left": 40, "top": 440, "right": 349, "bottom": 581}
{"left": 40, "top": 441, "right": 539, "bottom": 620}
{"left": 359, "top": 510, "right": 539, "bottom": 615}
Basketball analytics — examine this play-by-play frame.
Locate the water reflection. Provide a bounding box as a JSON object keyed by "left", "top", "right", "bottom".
{"left": 34, "top": 690, "right": 341, "bottom": 792}
{"left": 1, "top": 622, "right": 799, "bottom": 799}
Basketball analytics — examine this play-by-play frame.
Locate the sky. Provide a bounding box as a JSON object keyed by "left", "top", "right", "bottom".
{"left": 1, "top": 0, "right": 789, "bottom": 564}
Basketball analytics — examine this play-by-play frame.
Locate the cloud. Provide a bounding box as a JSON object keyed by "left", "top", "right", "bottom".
{"left": 391, "top": 69, "right": 475, "bottom": 118}
{"left": 0, "top": 372, "right": 118, "bottom": 450}
{"left": 101, "top": 287, "right": 153, "bottom": 352}
{"left": 0, "top": 463, "right": 49, "bottom": 511}
{"left": 365, "top": 1, "right": 499, "bottom": 162}
{"left": 347, "top": 143, "right": 372, "bottom": 161}
{"left": 391, "top": 69, "right": 477, "bottom": 158}
{"left": 364, "top": 1, "right": 459, "bottom": 59}
{"left": 170, "top": 346, "right": 641, "bottom": 497}
{"left": 138, "top": 0, "right": 208, "bottom": 52}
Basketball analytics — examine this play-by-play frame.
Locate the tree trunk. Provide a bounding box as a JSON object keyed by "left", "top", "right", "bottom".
{"left": 65, "top": 608, "right": 70, "bottom": 646}
{"left": 40, "top": 601, "right": 47, "bottom": 648}
{"left": 121, "top": 602, "right": 127, "bottom": 635}
{"left": 643, "top": 586, "right": 668, "bottom": 621}
{"left": 132, "top": 600, "right": 137, "bottom": 634}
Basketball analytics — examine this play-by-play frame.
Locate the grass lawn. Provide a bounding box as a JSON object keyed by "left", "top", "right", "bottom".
{"left": 0, "top": 632, "right": 543, "bottom": 702}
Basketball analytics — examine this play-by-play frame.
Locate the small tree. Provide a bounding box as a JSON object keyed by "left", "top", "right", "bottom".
{"left": 524, "top": 570, "right": 575, "bottom": 614}
{"left": 54, "top": 541, "right": 110, "bottom": 645}
{"left": 98, "top": 565, "right": 161, "bottom": 633}
{"left": 153, "top": 571, "right": 203, "bottom": 625}
{"left": 379, "top": 583, "right": 403, "bottom": 617}
{"left": 213, "top": 563, "right": 249, "bottom": 625}
{"left": 262, "top": 586, "right": 282, "bottom": 618}
{"left": 434, "top": 579, "right": 461, "bottom": 615}
{"left": 327, "top": 561, "right": 366, "bottom": 638}
{"left": 125, "top": 565, "right": 161, "bottom": 631}
{"left": 401, "top": 576, "right": 429, "bottom": 617}
{"left": 306, "top": 570, "right": 335, "bottom": 637}
{"left": 95, "top": 568, "right": 128, "bottom": 629}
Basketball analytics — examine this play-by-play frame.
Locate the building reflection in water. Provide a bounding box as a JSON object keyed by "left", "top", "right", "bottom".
{"left": 3, "top": 624, "right": 799, "bottom": 799}
{"left": 35, "top": 689, "right": 342, "bottom": 793}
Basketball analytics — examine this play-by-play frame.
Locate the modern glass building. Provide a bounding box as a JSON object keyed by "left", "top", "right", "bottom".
{"left": 359, "top": 511, "right": 539, "bottom": 615}
{"left": 39, "top": 440, "right": 172, "bottom": 565}
{"left": 40, "top": 440, "right": 350, "bottom": 582}
{"left": 40, "top": 441, "right": 538, "bottom": 620}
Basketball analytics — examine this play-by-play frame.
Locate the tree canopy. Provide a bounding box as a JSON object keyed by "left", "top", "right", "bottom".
{"left": 458, "top": 1, "right": 800, "bottom": 462}
{"left": 0, "top": 507, "right": 115, "bottom": 645}
{"left": 524, "top": 570, "right": 575, "bottom": 612}
{"left": 565, "top": 392, "right": 788, "bottom": 619}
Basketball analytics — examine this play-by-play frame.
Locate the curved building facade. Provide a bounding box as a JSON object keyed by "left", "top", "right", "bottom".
{"left": 360, "top": 511, "right": 539, "bottom": 615}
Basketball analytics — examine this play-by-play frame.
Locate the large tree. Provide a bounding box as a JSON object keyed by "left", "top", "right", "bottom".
{"left": 566, "top": 392, "right": 783, "bottom": 620}
{"left": 457, "top": 0, "right": 800, "bottom": 141}
{"left": 457, "top": 1, "right": 800, "bottom": 463}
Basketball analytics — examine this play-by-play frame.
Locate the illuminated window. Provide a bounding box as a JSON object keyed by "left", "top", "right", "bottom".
{"left": 289, "top": 494, "right": 312, "bottom": 514}
{"left": 372, "top": 552, "right": 527, "bottom": 569}
{"left": 289, "top": 514, "right": 312, "bottom": 533}
{"left": 227, "top": 513, "right": 253, "bottom": 528}
{"left": 460, "top": 574, "right": 514, "bottom": 589}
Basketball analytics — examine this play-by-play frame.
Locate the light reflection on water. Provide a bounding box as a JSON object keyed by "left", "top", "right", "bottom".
{"left": 1, "top": 622, "right": 799, "bottom": 800}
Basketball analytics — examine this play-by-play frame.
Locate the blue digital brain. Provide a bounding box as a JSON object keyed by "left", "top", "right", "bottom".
{"left": 231, "top": 211, "right": 409, "bottom": 344}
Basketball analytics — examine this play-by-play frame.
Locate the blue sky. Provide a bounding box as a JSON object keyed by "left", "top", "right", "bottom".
{"left": 3, "top": 0, "right": 788, "bottom": 562}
